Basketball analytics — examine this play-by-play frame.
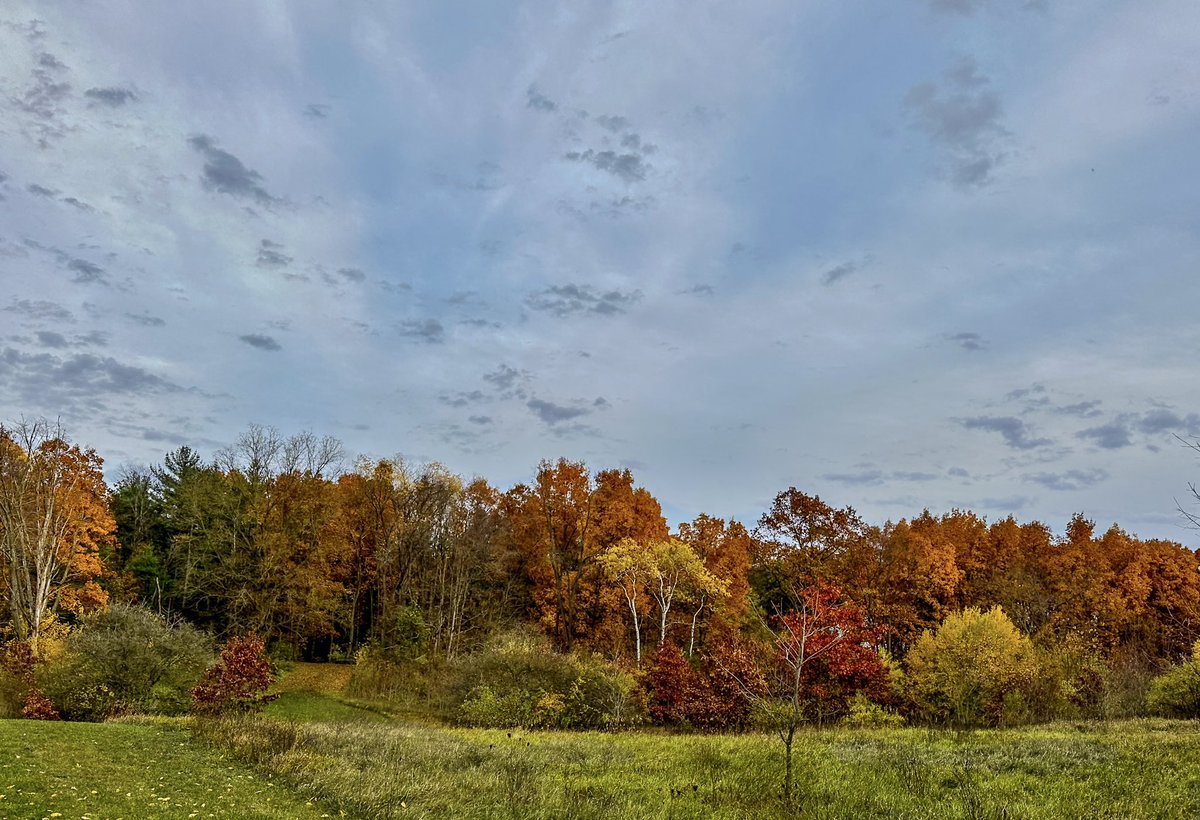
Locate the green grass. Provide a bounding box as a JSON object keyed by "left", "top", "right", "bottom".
{"left": 0, "top": 717, "right": 328, "bottom": 818}
{"left": 10, "top": 657, "right": 1200, "bottom": 819}
{"left": 265, "top": 661, "right": 396, "bottom": 723}
{"left": 193, "top": 716, "right": 1200, "bottom": 819}
{"left": 266, "top": 691, "right": 389, "bottom": 723}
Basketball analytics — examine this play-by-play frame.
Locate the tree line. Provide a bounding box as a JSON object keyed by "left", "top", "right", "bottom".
{"left": 3, "top": 420, "right": 1199, "bottom": 724}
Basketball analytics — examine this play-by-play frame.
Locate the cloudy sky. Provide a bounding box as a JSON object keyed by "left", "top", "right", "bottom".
{"left": 3, "top": 1, "right": 1199, "bottom": 545}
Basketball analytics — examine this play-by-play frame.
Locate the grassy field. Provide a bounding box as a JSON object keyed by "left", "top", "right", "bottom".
{"left": 0, "top": 718, "right": 327, "bottom": 818}
{"left": 7, "top": 663, "right": 1200, "bottom": 818}
{"left": 196, "top": 713, "right": 1200, "bottom": 819}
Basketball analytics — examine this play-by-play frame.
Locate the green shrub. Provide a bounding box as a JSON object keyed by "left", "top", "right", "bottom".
{"left": 459, "top": 685, "right": 539, "bottom": 728}
{"left": 0, "top": 668, "right": 25, "bottom": 718}
{"left": 378, "top": 605, "right": 431, "bottom": 662}
{"left": 442, "top": 627, "right": 641, "bottom": 729}
{"left": 346, "top": 643, "right": 430, "bottom": 704}
{"left": 840, "top": 692, "right": 905, "bottom": 728}
{"left": 1147, "top": 640, "right": 1200, "bottom": 718}
{"left": 38, "top": 604, "right": 212, "bottom": 720}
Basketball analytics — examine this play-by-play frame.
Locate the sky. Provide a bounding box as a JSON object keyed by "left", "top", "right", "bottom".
{"left": 2, "top": 1, "right": 1199, "bottom": 546}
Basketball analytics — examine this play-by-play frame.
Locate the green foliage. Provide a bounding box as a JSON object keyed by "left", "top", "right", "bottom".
{"left": 377, "top": 605, "right": 431, "bottom": 662}
{"left": 0, "top": 667, "right": 26, "bottom": 718}
{"left": 442, "top": 627, "right": 641, "bottom": 729}
{"left": 904, "top": 606, "right": 1039, "bottom": 728}
{"left": 37, "top": 604, "right": 212, "bottom": 720}
{"left": 840, "top": 692, "right": 905, "bottom": 728}
{"left": 459, "top": 685, "right": 539, "bottom": 728}
{"left": 1147, "top": 640, "right": 1200, "bottom": 718}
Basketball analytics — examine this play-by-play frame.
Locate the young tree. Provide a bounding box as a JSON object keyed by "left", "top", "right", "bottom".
{"left": 724, "top": 580, "right": 883, "bottom": 802}
{"left": 0, "top": 420, "right": 113, "bottom": 655}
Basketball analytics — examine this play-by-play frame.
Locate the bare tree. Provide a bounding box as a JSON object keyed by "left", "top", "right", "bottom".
{"left": 1178, "top": 435, "right": 1200, "bottom": 530}
{"left": 720, "top": 581, "right": 879, "bottom": 803}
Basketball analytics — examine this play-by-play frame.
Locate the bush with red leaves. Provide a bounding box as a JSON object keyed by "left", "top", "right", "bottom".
{"left": 191, "top": 633, "right": 278, "bottom": 716}
{"left": 22, "top": 688, "right": 61, "bottom": 720}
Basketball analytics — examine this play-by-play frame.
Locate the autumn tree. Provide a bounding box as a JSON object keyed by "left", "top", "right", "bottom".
{"left": 753, "top": 489, "right": 871, "bottom": 612}
{"left": 904, "top": 606, "right": 1038, "bottom": 727}
{"left": 0, "top": 420, "right": 113, "bottom": 654}
{"left": 598, "top": 536, "right": 725, "bottom": 665}
{"left": 677, "top": 514, "right": 753, "bottom": 654}
{"left": 725, "top": 580, "right": 883, "bottom": 802}
{"left": 875, "top": 517, "right": 963, "bottom": 651}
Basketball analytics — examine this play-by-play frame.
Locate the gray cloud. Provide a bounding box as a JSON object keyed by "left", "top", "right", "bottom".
{"left": 975, "top": 495, "right": 1033, "bottom": 512}
{"left": 947, "top": 331, "right": 985, "bottom": 351}
{"left": 398, "top": 319, "right": 445, "bottom": 343}
{"left": 904, "top": 57, "right": 1008, "bottom": 188}
{"left": 929, "top": 0, "right": 978, "bottom": 12}
{"left": 526, "top": 86, "right": 557, "bottom": 112}
{"left": 1024, "top": 468, "right": 1109, "bottom": 492}
{"left": 483, "top": 364, "right": 524, "bottom": 393}
{"left": 77, "top": 330, "right": 107, "bottom": 347}
{"left": 960, "top": 415, "right": 1052, "bottom": 449}
{"left": 5, "top": 299, "right": 72, "bottom": 322}
{"left": 35, "top": 330, "right": 68, "bottom": 348}
{"left": 27, "top": 183, "right": 57, "bottom": 197}
{"left": 893, "top": 471, "right": 940, "bottom": 482}
{"left": 1006, "top": 384, "right": 1046, "bottom": 401}
{"left": 1138, "top": 408, "right": 1200, "bottom": 435}
{"left": 468, "top": 415, "right": 493, "bottom": 425}
{"left": 595, "top": 114, "right": 630, "bottom": 133}
{"left": 1076, "top": 420, "right": 1132, "bottom": 449}
{"left": 125, "top": 313, "right": 166, "bottom": 327}
{"left": 256, "top": 239, "right": 292, "bottom": 268}
{"left": 239, "top": 333, "right": 282, "bottom": 351}
{"left": 0, "top": 347, "right": 179, "bottom": 404}
{"left": 823, "top": 468, "right": 939, "bottom": 486}
{"left": 15, "top": 51, "right": 71, "bottom": 126}
{"left": 337, "top": 267, "right": 366, "bottom": 283}
{"left": 564, "top": 149, "right": 648, "bottom": 183}
{"left": 304, "top": 103, "right": 330, "bottom": 119}
{"left": 527, "top": 398, "right": 591, "bottom": 425}
{"left": 822, "top": 262, "right": 856, "bottom": 286}
{"left": 929, "top": 0, "right": 1046, "bottom": 13}
{"left": 679, "top": 284, "right": 715, "bottom": 296}
{"left": 822, "top": 469, "right": 885, "bottom": 486}
{"left": 441, "top": 390, "right": 485, "bottom": 408}
{"left": 67, "top": 258, "right": 105, "bottom": 284}
{"left": 187, "top": 135, "right": 277, "bottom": 206}
{"left": 526, "top": 284, "right": 642, "bottom": 317}
{"left": 1055, "top": 400, "right": 1103, "bottom": 418}
{"left": 84, "top": 86, "right": 137, "bottom": 106}
{"left": 62, "top": 196, "right": 93, "bottom": 212}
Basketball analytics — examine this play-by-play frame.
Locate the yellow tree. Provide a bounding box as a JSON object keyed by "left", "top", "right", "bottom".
{"left": 599, "top": 536, "right": 725, "bottom": 664}
{"left": 0, "top": 421, "right": 113, "bottom": 655}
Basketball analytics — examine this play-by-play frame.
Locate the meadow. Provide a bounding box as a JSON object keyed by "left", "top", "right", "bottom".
{"left": 6, "top": 663, "right": 1200, "bottom": 819}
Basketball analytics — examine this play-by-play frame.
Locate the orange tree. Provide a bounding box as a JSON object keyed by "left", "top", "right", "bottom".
{"left": 0, "top": 420, "right": 112, "bottom": 655}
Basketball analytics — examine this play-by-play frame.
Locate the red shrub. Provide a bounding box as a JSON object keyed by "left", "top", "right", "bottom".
{"left": 22, "top": 689, "right": 61, "bottom": 720}
{"left": 191, "top": 633, "right": 278, "bottom": 716}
